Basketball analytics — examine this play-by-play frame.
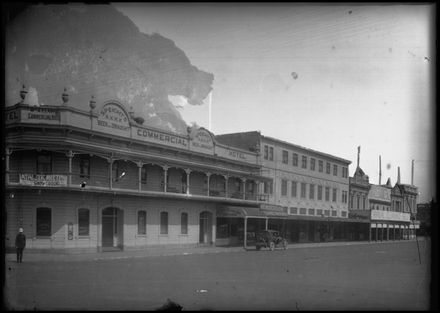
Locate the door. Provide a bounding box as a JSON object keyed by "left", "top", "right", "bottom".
{"left": 102, "top": 207, "right": 122, "bottom": 248}
{"left": 199, "top": 211, "right": 213, "bottom": 244}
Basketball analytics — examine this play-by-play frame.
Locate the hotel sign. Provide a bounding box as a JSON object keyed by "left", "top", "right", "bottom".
{"left": 96, "top": 102, "right": 130, "bottom": 135}
{"left": 19, "top": 174, "right": 67, "bottom": 187}
{"left": 189, "top": 128, "right": 214, "bottom": 154}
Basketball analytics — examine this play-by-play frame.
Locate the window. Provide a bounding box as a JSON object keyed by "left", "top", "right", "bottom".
{"left": 332, "top": 210, "right": 337, "bottom": 217}
{"left": 342, "top": 191, "right": 348, "bottom": 204}
{"left": 300, "top": 208, "right": 307, "bottom": 215}
{"left": 341, "top": 211, "right": 347, "bottom": 217}
{"left": 36, "top": 207, "right": 51, "bottom": 236}
{"left": 318, "top": 160, "right": 323, "bottom": 172}
{"left": 317, "top": 209, "right": 323, "bottom": 216}
{"left": 36, "top": 152, "right": 52, "bottom": 174}
{"left": 300, "top": 183, "right": 307, "bottom": 198}
{"left": 78, "top": 208, "right": 90, "bottom": 236}
{"left": 342, "top": 167, "right": 348, "bottom": 178}
{"left": 264, "top": 181, "right": 273, "bottom": 195}
{"left": 160, "top": 211, "right": 168, "bottom": 234}
{"left": 317, "top": 185, "right": 323, "bottom": 200}
{"left": 269, "top": 147, "right": 274, "bottom": 161}
{"left": 350, "top": 194, "right": 354, "bottom": 209}
{"left": 308, "top": 208, "right": 315, "bottom": 215}
{"left": 357, "top": 195, "right": 360, "bottom": 208}
{"left": 264, "top": 145, "right": 268, "bottom": 160}
{"left": 141, "top": 166, "right": 147, "bottom": 184}
{"left": 333, "top": 164, "right": 338, "bottom": 176}
{"left": 138, "top": 210, "right": 147, "bottom": 235}
{"left": 291, "top": 181, "right": 297, "bottom": 197}
{"left": 181, "top": 212, "right": 188, "bottom": 235}
{"left": 80, "top": 156, "right": 90, "bottom": 178}
{"left": 281, "top": 179, "right": 288, "bottom": 196}
{"left": 325, "top": 187, "right": 330, "bottom": 201}
{"left": 112, "top": 161, "right": 120, "bottom": 181}
{"left": 309, "top": 184, "right": 315, "bottom": 199}
{"left": 310, "top": 158, "right": 316, "bottom": 171}
{"left": 332, "top": 188, "right": 337, "bottom": 202}
{"left": 282, "top": 150, "right": 288, "bottom": 164}
{"left": 290, "top": 207, "right": 298, "bottom": 214}
{"left": 326, "top": 162, "right": 331, "bottom": 174}
{"left": 324, "top": 210, "right": 330, "bottom": 216}
{"left": 292, "top": 153, "right": 298, "bottom": 166}
{"left": 301, "top": 156, "right": 307, "bottom": 169}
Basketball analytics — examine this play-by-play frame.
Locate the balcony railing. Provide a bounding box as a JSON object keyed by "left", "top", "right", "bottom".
{"left": 7, "top": 171, "right": 268, "bottom": 202}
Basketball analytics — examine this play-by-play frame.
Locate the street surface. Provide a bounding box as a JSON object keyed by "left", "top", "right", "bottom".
{"left": 4, "top": 240, "right": 431, "bottom": 310}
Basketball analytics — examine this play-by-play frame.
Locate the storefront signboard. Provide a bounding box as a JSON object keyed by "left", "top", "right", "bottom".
{"left": 371, "top": 209, "right": 410, "bottom": 222}
{"left": 19, "top": 174, "right": 67, "bottom": 187}
{"left": 189, "top": 127, "right": 214, "bottom": 155}
{"left": 134, "top": 126, "right": 189, "bottom": 149}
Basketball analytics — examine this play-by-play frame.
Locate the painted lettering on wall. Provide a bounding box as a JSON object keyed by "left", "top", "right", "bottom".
{"left": 228, "top": 150, "right": 246, "bottom": 160}
{"left": 135, "top": 128, "right": 188, "bottom": 148}
{"left": 6, "top": 109, "right": 19, "bottom": 123}
{"left": 97, "top": 103, "right": 130, "bottom": 131}
{"left": 191, "top": 129, "right": 214, "bottom": 151}
{"left": 26, "top": 107, "right": 60, "bottom": 121}
{"left": 19, "top": 174, "right": 67, "bottom": 187}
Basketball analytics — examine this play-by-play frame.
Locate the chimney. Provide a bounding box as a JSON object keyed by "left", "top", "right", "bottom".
{"left": 397, "top": 166, "right": 401, "bottom": 184}
{"left": 411, "top": 159, "right": 414, "bottom": 185}
{"left": 379, "top": 155, "right": 382, "bottom": 185}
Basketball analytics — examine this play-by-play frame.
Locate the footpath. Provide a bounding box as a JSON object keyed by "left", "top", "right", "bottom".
{"left": 5, "top": 239, "right": 424, "bottom": 263}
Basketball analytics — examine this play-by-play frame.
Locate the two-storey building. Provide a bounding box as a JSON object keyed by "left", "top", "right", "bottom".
{"left": 5, "top": 87, "right": 270, "bottom": 252}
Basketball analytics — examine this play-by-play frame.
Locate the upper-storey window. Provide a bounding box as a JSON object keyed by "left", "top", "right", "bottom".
{"left": 269, "top": 147, "right": 274, "bottom": 161}
{"left": 301, "top": 156, "right": 307, "bottom": 169}
{"left": 326, "top": 162, "right": 331, "bottom": 174}
{"left": 36, "top": 151, "right": 52, "bottom": 174}
{"left": 310, "top": 158, "right": 316, "bottom": 171}
{"left": 80, "top": 155, "right": 90, "bottom": 178}
{"left": 281, "top": 179, "right": 288, "bottom": 196}
{"left": 333, "top": 164, "right": 338, "bottom": 176}
{"left": 112, "top": 160, "right": 120, "bottom": 182}
{"left": 264, "top": 145, "right": 268, "bottom": 160}
{"left": 282, "top": 150, "right": 288, "bottom": 164}
{"left": 292, "top": 153, "right": 298, "bottom": 166}
{"left": 141, "top": 166, "right": 148, "bottom": 184}
{"left": 342, "top": 167, "right": 348, "bottom": 178}
{"left": 318, "top": 160, "right": 323, "bottom": 172}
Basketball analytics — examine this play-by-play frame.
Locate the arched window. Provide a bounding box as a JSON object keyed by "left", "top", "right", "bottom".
{"left": 138, "top": 210, "right": 147, "bottom": 235}
{"left": 36, "top": 207, "right": 51, "bottom": 236}
{"left": 181, "top": 212, "right": 188, "bottom": 235}
{"left": 160, "top": 211, "right": 168, "bottom": 235}
{"left": 78, "top": 208, "right": 90, "bottom": 236}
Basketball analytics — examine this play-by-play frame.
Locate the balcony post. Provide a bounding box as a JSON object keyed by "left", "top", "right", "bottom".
{"left": 206, "top": 172, "right": 211, "bottom": 196}
{"left": 242, "top": 178, "right": 247, "bottom": 200}
{"left": 162, "top": 165, "right": 169, "bottom": 192}
{"left": 108, "top": 158, "right": 113, "bottom": 190}
{"left": 224, "top": 174, "right": 229, "bottom": 198}
{"left": 5, "top": 147, "right": 11, "bottom": 184}
{"left": 66, "top": 150, "right": 74, "bottom": 187}
{"left": 185, "top": 169, "right": 191, "bottom": 195}
{"left": 137, "top": 161, "right": 143, "bottom": 192}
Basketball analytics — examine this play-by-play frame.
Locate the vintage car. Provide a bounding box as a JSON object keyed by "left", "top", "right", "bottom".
{"left": 255, "top": 230, "right": 288, "bottom": 251}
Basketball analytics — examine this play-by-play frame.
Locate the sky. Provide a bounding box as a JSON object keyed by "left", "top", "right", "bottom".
{"left": 113, "top": 3, "right": 435, "bottom": 203}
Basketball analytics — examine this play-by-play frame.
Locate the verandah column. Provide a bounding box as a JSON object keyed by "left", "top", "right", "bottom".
{"left": 108, "top": 158, "right": 113, "bottom": 190}
{"left": 242, "top": 178, "right": 247, "bottom": 200}
{"left": 162, "top": 165, "right": 169, "bottom": 192}
{"left": 66, "top": 150, "right": 74, "bottom": 187}
{"left": 136, "top": 161, "right": 143, "bottom": 192}
{"left": 5, "top": 147, "right": 11, "bottom": 184}
{"left": 206, "top": 172, "right": 211, "bottom": 196}
{"left": 185, "top": 169, "right": 191, "bottom": 195}
{"left": 224, "top": 174, "right": 229, "bottom": 198}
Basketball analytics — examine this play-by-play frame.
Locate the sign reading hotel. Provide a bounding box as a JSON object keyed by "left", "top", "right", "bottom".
{"left": 189, "top": 128, "right": 214, "bottom": 154}
{"left": 95, "top": 102, "right": 131, "bottom": 136}
{"left": 20, "top": 174, "right": 67, "bottom": 187}
{"left": 215, "top": 145, "right": 257, "bottom": 164}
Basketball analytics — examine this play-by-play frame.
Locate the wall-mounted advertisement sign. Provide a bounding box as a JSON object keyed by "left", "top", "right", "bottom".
{"left": 134, "top": 127, "right": 188, "bottom": 149}
{"left": 95, "top": 102, "right": 130, "bottom": 136}
{"left": 189, "top": 128, "right": 214, "bottom": 154}
{"left": 370, "top": 209, "right": 410, "bottom": 222}
{"left": 19, "top": 174, "right": 67, "bottom": 187}
{"left": 369, "top": 185, "right": 391, "bottom": 201}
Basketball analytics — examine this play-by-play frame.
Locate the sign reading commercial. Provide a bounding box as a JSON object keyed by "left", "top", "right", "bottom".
{"left": 134, "top": 127, "right": 188, "bottom": 149}
{"left": 19, "top": 174, "right": 67, "bottom": 187}
{"left": 96, "top": 102, "right": 130, "bottom": 133}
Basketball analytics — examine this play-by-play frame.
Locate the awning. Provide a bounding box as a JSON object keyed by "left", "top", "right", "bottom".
{"left": 216, "top": 206, "right": 267, "bottom": 218}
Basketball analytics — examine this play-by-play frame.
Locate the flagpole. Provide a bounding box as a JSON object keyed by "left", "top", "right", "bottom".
{"left": 208, "top": 91, "right": 212, "bottom": 132}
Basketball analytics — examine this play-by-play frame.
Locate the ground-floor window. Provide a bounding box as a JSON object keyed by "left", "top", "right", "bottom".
{"left": 36, "top": 207, "right": 51, "bottom": 236}
{"left": 138, "top": 210, "right": 147, "bottom": 235}
{"left": 78, "top": 208, "right": 90, "bottom": 236}
{"left": 160, "top": 211, "right": 168, "bottom": 234}
{"left": 181, "top": 212, "right": 188, "bottom": 234}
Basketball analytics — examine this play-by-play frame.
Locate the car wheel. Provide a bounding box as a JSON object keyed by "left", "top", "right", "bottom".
{"left": 269, "top": 241, "right": 275, "bottom": 251}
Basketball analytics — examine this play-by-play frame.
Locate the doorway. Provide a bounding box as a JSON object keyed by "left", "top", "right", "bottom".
{"left": 102, "top": 207, "right": 123, "bottom": 250}
{"left": 199, "top": 211, "right": 213, "bottom": 244}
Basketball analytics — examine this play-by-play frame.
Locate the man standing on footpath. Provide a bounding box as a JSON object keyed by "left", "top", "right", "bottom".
{"left": 15, "top": 228, "right": 26, "bottom": 263}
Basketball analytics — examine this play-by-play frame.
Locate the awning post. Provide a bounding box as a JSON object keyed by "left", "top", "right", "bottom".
{"left": 244, "top": 217, "right": 248, "bottom": 250}
{"left": 265, "top": 218, "right": 268, "bottom": 230}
